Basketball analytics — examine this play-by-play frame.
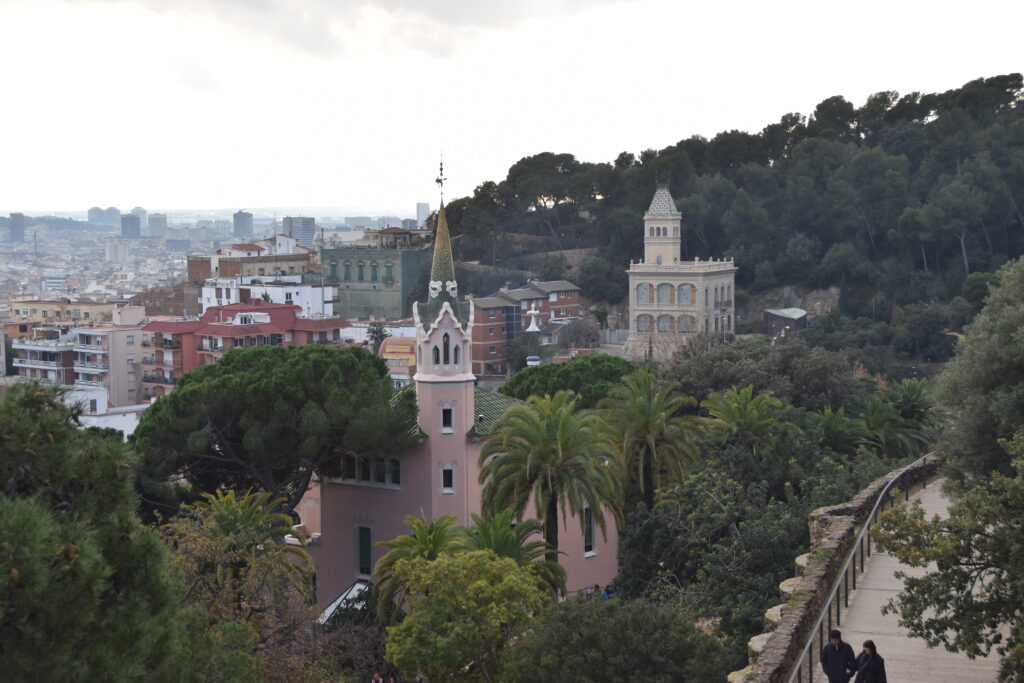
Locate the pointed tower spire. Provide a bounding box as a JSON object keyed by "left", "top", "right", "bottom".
{"left": 430, "top": 203, "right": 456, "bottom": 287}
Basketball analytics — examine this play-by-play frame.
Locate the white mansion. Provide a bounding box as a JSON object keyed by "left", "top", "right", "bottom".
{"left": 622, "top": 184, "right": 737, "bottom": 362}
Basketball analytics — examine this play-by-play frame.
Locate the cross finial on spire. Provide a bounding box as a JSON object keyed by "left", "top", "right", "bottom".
{"left": 435, "top": 154, "right": 446, "bottom": 204}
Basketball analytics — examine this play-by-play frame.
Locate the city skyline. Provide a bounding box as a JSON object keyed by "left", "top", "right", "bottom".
{"left": 1, "top": 0, "right": 1020, "bottom": 214}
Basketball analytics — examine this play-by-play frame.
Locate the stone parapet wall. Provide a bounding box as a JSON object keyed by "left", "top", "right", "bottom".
{"left": 728, "top": 455, "right": 940, "bottom": 682}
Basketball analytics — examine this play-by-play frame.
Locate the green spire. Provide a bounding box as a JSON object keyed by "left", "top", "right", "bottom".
{"left": 430, "top": 203, "right": 456, "bottom": 285}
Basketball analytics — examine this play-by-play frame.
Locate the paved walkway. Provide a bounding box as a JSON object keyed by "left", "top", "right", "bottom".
{"left": 839, "top": 481, "right": 1000, "bottom": 682}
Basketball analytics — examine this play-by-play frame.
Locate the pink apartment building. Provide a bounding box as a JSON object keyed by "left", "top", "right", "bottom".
{"left": 306, "top": 206, "right": 618, "bottom": 611}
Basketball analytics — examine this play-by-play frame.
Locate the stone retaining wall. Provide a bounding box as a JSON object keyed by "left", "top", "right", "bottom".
{"left": 728, "top": 455, "right": 940, "bottom": 682}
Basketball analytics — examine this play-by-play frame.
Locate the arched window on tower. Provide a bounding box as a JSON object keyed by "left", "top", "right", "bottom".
{"left": 418, "top": 345, "right": 422, "bottom": 365}
{"left": 656, "top": 283, "right": 675, "bottom": 304}
{"left": 442, "top": 333, "right": 450, "bottom": 365}
{"left": 433, "top": 346, "right": 440, "bottom": 365}
{"left": 453, "top": 344, "right": 460, "bottom": 366}
{"left": 636, "top": 283, "right": 652, "bottom": 304}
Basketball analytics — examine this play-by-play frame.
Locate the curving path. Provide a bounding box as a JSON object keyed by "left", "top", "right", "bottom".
{"left": 839, "top": 481, "right": 1000, "bottom": 682}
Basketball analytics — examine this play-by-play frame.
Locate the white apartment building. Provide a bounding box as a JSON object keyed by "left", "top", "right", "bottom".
{"left": 200, "top": 275, "right": 339, "bottom": 317}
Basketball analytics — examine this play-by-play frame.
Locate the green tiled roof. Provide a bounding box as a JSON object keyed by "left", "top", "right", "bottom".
{"left": 468, "top": 387, "right": 523, "bottom": 437}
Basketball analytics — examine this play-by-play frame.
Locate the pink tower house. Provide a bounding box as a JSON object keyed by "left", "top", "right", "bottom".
{"left": 308, "top": 204, "right": 618, "bottom": 613}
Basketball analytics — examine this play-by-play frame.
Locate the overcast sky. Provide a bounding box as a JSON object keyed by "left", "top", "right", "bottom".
{"left": 1, "top": 0, "right": 1021, "bottom": 216}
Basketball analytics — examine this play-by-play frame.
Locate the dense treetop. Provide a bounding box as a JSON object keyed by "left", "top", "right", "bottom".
{"left": 444, "top": 75, "right": 1023, "bottom": 325}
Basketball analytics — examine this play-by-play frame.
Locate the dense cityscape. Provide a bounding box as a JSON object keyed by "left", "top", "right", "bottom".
{"left": 3, "top": 2, "right": 1024, "bottom": 682}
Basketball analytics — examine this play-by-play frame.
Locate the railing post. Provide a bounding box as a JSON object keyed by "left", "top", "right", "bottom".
{"left": 859, "top": 537, "right": 865, "bottom": 571}
{"left": 836, "top": 589, "right": 841, "bottom": 626}
{"left": 844, "top": 569, "right": 849, "bottom": 607}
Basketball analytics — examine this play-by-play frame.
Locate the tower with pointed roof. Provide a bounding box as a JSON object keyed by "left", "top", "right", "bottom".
{"left": 623, "top": 184, "right": 737, "bottom": 362}
{"left": 412, "top": 202, "right": 476, "bottom": 452}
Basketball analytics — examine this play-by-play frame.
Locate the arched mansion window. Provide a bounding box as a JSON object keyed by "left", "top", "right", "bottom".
{"left": 635, "top": 283, "right": 653, "bottom": 304}
{"left": 656, "top": 283, "right": 675, "bottom": 304}
{"left": 636, "top": 314, "right": 652, "bottom": 332}
{"left": 656, "top": 314, "right": 673, "bottom": 332}
{"left": 678, "top": 283, "right": 696, "bottom": 304}
{"left": 678, "top": 315, "right": 696, "bottom": 333}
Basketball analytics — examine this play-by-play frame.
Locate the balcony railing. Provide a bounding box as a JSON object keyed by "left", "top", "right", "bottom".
{"left": 73, "top": 342, "right": 107, "bottom": 351}
{"left": 160, "top": 340, "right": 181, "bottom": 350}
{"left": 141, "top": 355, "right": 156, "bottom": 364}
{"left": 13, "top": 337, "right": 74, "bottom": 349}
{"left": 74, "top": 378, "right": 108, "bottom": 387}
{"left": 14, "top": 358, "right": 59, "bottom": 367}
{"left": 73, "top": 361, "right": 110, "bottom": 370}
{"left": 142, "top": 374, "right": 178, "bottom": 385}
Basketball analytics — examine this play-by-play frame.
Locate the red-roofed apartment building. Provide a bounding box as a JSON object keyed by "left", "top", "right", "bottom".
{"left": 140, "top": 300, "right": 351, "bottom": 398}
{"left": 469, "top": 279, "right": 582, "bottom": 378}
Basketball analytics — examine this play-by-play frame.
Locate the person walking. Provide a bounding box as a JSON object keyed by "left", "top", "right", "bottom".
{"left": 854, "top": 640, "right": 888, "bottom": 683}
{"left": 821, "top": 629, "right": 857, "bottom": 683}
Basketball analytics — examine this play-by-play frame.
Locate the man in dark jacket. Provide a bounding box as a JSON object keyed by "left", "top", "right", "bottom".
{"left": 821, "top": 629, "right": 857, "bottom": 683}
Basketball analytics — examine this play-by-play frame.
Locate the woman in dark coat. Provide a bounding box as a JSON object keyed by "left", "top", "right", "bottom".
{"left": 854, "top": 640, "right": 888, "bottom": 683}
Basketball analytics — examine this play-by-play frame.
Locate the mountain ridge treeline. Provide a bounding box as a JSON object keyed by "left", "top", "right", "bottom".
{"left": 444, "top": 74, "right": 1024, "bottom": 317}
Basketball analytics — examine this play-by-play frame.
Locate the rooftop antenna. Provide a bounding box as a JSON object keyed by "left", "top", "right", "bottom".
{"left": 435, "top": 154, "right": 446, "bottom": 204}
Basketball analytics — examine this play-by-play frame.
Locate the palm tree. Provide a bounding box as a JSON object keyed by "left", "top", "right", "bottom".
{"left": 808, "top": 406, "right": 868, "bottom": 454}
{"left": 883, "top": 378, "right": 932, "bottom": 426}
{"left": 601, "top": 368, "right": 701, "bottom": 509}
{"left": 463, "top": 509, "right": 566, "bottom": 595}
{"left": 372, "top": 511, "right": 463, "bottom": 623}
{"left": 858, "top": 394, "right": 928, "bottom": 459}
{"left": 479, "top": 390, "right": 623, "bottom": 565}
{"left": 702, "top": 385, "right": 782, "bottom": 438}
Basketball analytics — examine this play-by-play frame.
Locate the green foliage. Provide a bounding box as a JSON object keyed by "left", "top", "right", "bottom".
{"left": 385, "top": 550, "right": 550, "bottom": 682}
{"left": 366, "top": 321, "right": 390, "bottom": 354}
{"left": 134, "top": 345, "right": 419, "bottom": 517}
{"left": 164, "top": 489, "right": 318, "bottom": 681}
{"left": 371, "top": 512, "right": 463, "bottom": 624}
{"left": 480, "top": 391, "right": 623, "bottom": 563}
{"left": 941, "top": 257, "right": 1024, "bottom": 482}
{"left": 602, "top": 369, "right": 700, "bottom": 508}
{"left": 462, "top": 509, "right": 566, "bottom": 596}
{"left": 0, "top": 383, "right": 181, "bottom": 682}
{"left": 873, "top": 441, "right": 1024, "bottom": 679}
{"left": 500, "top": 353, "right": 636, "bottom": 408}
{"left": 442, "top": 76, "right": 1024, "bottom": 315}
{"left": 666, "top": 337, "right": 870, "bottom": 411}
{"left": 501, "top": 597, "right": 727, "bottom": 682}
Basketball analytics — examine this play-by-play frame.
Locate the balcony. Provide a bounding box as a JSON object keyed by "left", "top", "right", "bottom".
{"left": 73, "top": 342, "right": 108, "bottom": 352}
{"left": 74, "top": 378, "right": 108, "bottom": 388}
{"left": 73, "top": 360, "right": 110, "bottom": 371}
{"left": 13, "top": 357, "right": 59, "bottom": 368}
{"left": 13, "top": 337, "right": 74, "bottom": 352}
{"left": 159, "top": 340, "right": 181, "bottom": 350}
{"left": 142, "top": 373, "right": 178, "bottom": 386}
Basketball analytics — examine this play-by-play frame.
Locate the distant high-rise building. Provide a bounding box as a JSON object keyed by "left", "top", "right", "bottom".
{"left": 121, "top": 214, "right": 141, "bottom": 239}
{"left": 416, "top": 202, "right": 429, "bottom": 227}
{"left": 149, "top": 213, "right": 168, "bottom": 236}
{"left": 88, "top": 207, "right": 121, "bottom": 226}
{"left": 402, "top": 218, "right": 418, "bottom": 230}
{"left": 283, "top": 216, "right": 315, "bottom": 248}
{"left": 131, "top": 207, "right": 148, "bottom": 232}
{"left": 8, "top": 213, "right": 26, "bottom": 242}
{"left": 105, "top": 241, "right": 129, "bottom": 264}
{"left": 233, "top": 210, "right": 254, "bottom": 238}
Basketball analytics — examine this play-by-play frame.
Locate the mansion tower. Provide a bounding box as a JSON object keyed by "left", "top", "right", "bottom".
{"left": 623, "top": 184, "right": 737, "bottom": 362}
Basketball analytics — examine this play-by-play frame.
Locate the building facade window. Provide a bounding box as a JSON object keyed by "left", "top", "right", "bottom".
{"left": 441, "top": 466, "right": 454, "bottom": 493}
{"left": 453, "top": 345, "right": 460, "bottom": 366}
{"left": 343, "top": 262, "right": 351, "bottom": 281}
{"left": 433, "top": 346, "right": 440, "bottom": 365}
{"left": 359, "top": 457, "right": 371, "bottom": 481}
{"left": 357, "top": 262, "right": 365, "bottom": 281}
{"left": 678, "top": 315, "right": 696, "bottom": 333}
{"left": 656, "top": 314, "right": 673, "bottom": 332}
{"left": 441, "top": 407, "right": 453, "bottom": 433}
{"left": 357, "top": 526, "right": 372, "bottom": 575}
{"left": 374, "top": 458, "right": 386, "bottom": 483}
{"left": 584, "top": 507, "right": 594, "bottom": 554}
{"left": 636, "top": 314, "right": 652, "bottom": 332}
{"left": 636, "top": 282, "right": 653, "bottom": 304}
{"left": 370, "top": 262, "right": 378, "bottom": 281}
{"left": 384, "top": 262, "right": 393, "bottom": 282}
{"left": 389, "top": 458, "right": 401, "bottom": 485}
{"left": 442, "top": 333, "right": 450, "bottom": 364}
{"left": 678, "top": 283, "right": 696, "bottom": 304}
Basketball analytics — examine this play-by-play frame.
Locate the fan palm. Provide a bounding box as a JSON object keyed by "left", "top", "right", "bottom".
{"left": 372, "top": 511, "right": 463, "bottom": 623}
{"left": 479, "top": 390, "right": 623, "bottom": 564}
{"left": 601, "top": 368, "right": 701, "bottom": 509}
{"left": 858, "top": 394, "right": 928, "bottom": 459}
{"left": 462, "top": 509, "right": 566, "bottom": 595}
{"left": 702, "top": 386, "right": 782, "bottom": 438}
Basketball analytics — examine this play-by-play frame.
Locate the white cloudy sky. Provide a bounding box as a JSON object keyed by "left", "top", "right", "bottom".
{"left": 0, "top": 0, "right": 1020, "bottom": 216}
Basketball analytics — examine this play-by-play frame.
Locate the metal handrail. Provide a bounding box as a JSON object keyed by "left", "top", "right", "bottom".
{"left": 786, "top": 452, "right": 936, "bottom": 683}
